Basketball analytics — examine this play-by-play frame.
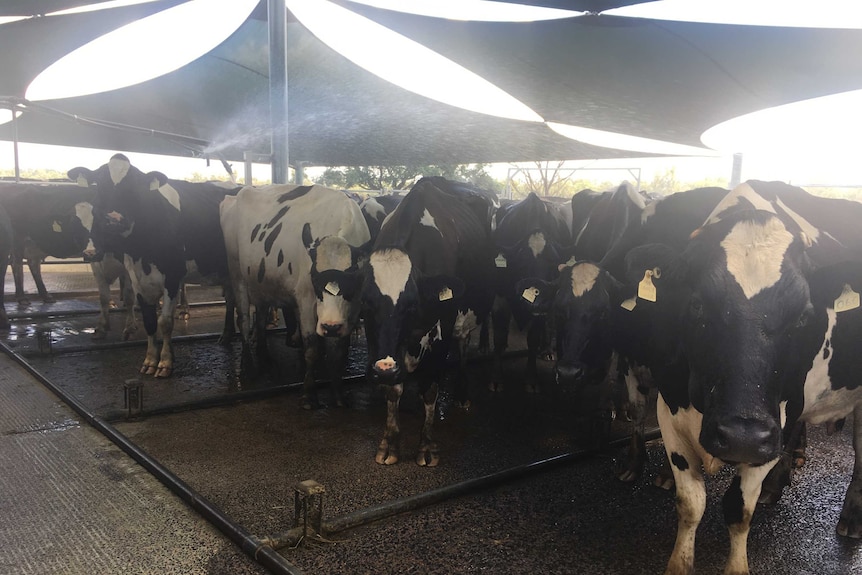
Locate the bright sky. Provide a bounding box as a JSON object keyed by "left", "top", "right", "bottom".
{"left": 1, "top": 0, "right": 861, "bottom": 187}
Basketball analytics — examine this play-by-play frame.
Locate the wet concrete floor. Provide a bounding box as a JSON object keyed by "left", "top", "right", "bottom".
{"left": 4, "top": 277, "right": 862, "bottom": 574}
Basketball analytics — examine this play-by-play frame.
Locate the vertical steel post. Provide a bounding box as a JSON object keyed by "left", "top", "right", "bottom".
{"left": 730, "top": 152, "right": 743, "bottom": 189}
{"left": 12, "top": 107, "right": 20, "bottom": 183}
{"left": 268, "top": 0, "right": 289, "bottom": 185}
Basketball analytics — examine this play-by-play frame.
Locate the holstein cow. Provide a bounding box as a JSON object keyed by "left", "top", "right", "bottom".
{"left": 360, "top": 193, "right": 403, "bottom": 243}
{"left": 68, "top": 154, "right": 241, "bottom": 378}
{"left": 0, "top": 181, "right": 137, "bottom": 339}
{"left": 490, "top": 191, "right": 571, "bottom": 392}
{"left": 519, "top": 187, "right": 729, "bottom": 482}
{"left": 570, "top": 181, "right": 648, "bottom": 263}
{"left": 220, "top": 184, "right": 370, "bottom": 409}
{"left": 617, "top": 180, "right": 862, "bottom": 574}
{"left": 363, "top": 177, "right": 495, "bottom": 466}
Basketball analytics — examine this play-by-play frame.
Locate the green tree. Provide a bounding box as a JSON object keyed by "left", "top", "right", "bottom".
{"left": 313, "top": 164, "right": 502, "bottom": 193}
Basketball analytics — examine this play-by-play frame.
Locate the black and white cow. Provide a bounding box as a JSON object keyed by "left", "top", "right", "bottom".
{"left": 490, "top": 191, "right": 571, "bottom": 392}
{"left": 220, "top": 184, "right": 370, "bottom": 409}
{"left": 360, "top": 193, "right": 403, "bottom": 243}
{"left": 362, "top": 177, "right": 496, "bottom": 466}
{"left": 616, "top": 180, "right": 862, "bottom": 574}
{"left": 68, "top": 154, "right": 240, "bottom": 378}
{"left": 570, "top": 181, "right": 648, "bottom": 263}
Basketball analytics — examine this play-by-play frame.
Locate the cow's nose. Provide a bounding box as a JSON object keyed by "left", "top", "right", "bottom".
{"left": 321, "top": 323, "right": 343, "bottom": 337}
{"left": 704, "top": 417, "right": 781, "bottom": 465}
{"left": 373, "top": 356, "right": 400, "bottom": 378}
{"left": 555, "top": 363, "right": 584, "bottom": 384}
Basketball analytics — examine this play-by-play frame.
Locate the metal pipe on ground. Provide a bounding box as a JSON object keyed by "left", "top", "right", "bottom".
{"left": 262, "top": 428, "right": 662, "bottom": 548}
{"left": 0, "top": 340, "right": 304, "bottom": 575}
{"left": 7, "top": 299, "right": 227, "bottom": 322}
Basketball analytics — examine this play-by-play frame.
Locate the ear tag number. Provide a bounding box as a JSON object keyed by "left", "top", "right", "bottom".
{"left": 495, "top": 254, "right": 507, "bottom": 268}
{"left": 835, "top": 283, "right": 860, "bottom": 313}
{"left": 620, "top": 297, "right": 637, "bottom": 311}
{"left": 52, "top": 220, "right": 63, "bottom": 233}
{"left": 325, "top": 281, "right": 340, "bottom": 296}
{"left": 439, "top": 287, "right": 453, "bottom": 301}
{"left": 522, "top": 287, "right": 539, "bottom": 303}
{"left": 638, "top": 268, "right": 660, "bottom": 302}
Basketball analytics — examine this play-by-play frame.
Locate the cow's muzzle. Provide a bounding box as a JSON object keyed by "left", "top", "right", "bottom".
{"left": 372, "top": 356, "right": 401, "bottom": 380}
{"left": 701, "top": 416, "right": 781, "bottom": 465}
{"left": 320, "top": 323, "right": 343, "bottom": 338}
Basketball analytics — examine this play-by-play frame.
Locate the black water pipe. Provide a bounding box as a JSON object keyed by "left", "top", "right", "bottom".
{"left": 0, "top": 341, "right": 304, "bottom": 575}
{"left": 261, "top": 428, "right": 662, "bottom": 548}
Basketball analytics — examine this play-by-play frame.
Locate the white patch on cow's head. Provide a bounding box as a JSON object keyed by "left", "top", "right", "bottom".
{"left": 571, "top": 262, "right": 600, "bottom": 297}
{"left": 158, "top": 183, "right": 181, "bottom": 212}
{"left": 370, "top": 249, "right": 412, "bottom": 305}
{"left": 704, "top": 182, "right": 775, "bottom": 226}
{"left": 453, "top": 309, "right": 478, "bottom": 339}
{"left": 75, "top": 202, "right": 94, "bottom": 232}
{"left": 315, "top": 236, "right": 352, "bottom": 271}
{"left": 721, "top": 216, "right": 794, "bottom": 299}
{"left": 528, "top": 232, "right": 546, "bottom": 257}
{"left": 361, "top": 197, "right": 385, "bottom": 220}
{"left": 419, "top": 208, "right": 439, "bottom": 231}
{"left": 108, "top": 156, "right": 130, "bottom": 184}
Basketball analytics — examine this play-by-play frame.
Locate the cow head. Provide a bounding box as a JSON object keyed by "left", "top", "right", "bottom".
{"left": 638, "top": 210, "right": 813, "bottom": 465}
{"left": 362, "top": 247, "right": 464, "bottom": 380}
{"left": 301, "top": 223, "right": 367, "bottom": 338}
{"left": 68, "top": 153, "right": 168, "bottom": 251}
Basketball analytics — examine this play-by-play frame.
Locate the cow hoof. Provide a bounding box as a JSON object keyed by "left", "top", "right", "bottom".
{"left": 142, "top": 365, "right": 157, "bottom": 376}
{"left": 155, "top": 367, "right": 172, "bottom": 378}
{"left": 301, "top": 395, "right": 320, "bottom": 410}
{"left": 416, "top": 447, "right": 439, "bottom": 467}
{"left": 17, "top": 299, "right": 30, "bottom": 307}
{"left": 488, "top": 381, "right": 503, "bottom": 392}
{"left": 525, "top": 382, "right": 539, "bottom": 394}
{"left": 375, "top": 440, "right": 399, "bottom": 465}
{"left": 91, "top": 330, "right": 107, "bottom": 341}
{"left": 42, "top": 296, "right": 56, "bottom": 304}
{"left": 837, "top": 517, "right": 862, "bottom": 538}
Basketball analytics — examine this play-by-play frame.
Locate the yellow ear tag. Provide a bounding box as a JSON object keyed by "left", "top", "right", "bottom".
{"left": 834, "top": 284, "right": 860, "bottom": 313}
{"left": 522, "top": 287, "right": 539, "bottom": 303}
{"left": 565, "top": 255, "right": 577, "bottom": 267}
{"left": 439, "top": 287, "right": 453, "bottom": 301}
{"left": 325, "top": 281, "right": 340, "bottom": 296}
{"left": 620, "top": 297, "right": 637, "bottom": 311}
{"left": 637, "top": 268, "right": 660, "bottom": 302}
{"left": 149, "top": 179, "right": 160, "bottom": 191}
{"left": 495, "top": 254, "right": 507, "bottom": 268}
{"left": 52, "top": 220, "right": 63, "bottom": 233}
{"left": 76, "top": 175, "right": 89, "bottom": 187}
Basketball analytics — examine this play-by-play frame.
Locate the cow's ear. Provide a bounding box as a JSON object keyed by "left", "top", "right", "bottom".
{"left": 146, "top": 171, "right": 168, "bottom": 190}
{"left": 808, "top": 260, "right": 862, "bottom": 310}
{"left": 624, "top": 243, "right": 682, "bottom": 290}
{"left": 350, "top": 237, "right": 374, "bottom": 266}
{"left": 68, "top": 167, "right": 95, "bottom": 187}
{"left": 417, "top": 275, "right": 465, "bottom": 303}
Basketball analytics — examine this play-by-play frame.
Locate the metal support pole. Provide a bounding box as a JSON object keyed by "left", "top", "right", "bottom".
{"left": 12, "top": 106, "right": 20, "bottom": 182}
{"left": 268, "top": 0, "right": 289, "bottom": 185}
{"left": 294, "top": 161, "right": 304, "bottom": 184}
{"left": 730, "top": 152, "right": 743, "bottom": 189}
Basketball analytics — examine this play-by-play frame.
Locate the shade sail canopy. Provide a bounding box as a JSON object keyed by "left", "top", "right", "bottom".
{"left": 1, "top": 0, "right": 862, "bottom": 167}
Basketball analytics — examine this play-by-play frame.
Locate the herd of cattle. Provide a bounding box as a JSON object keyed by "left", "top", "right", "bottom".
{"left": 2, "top": 152, "right": 862, "bottom": 574}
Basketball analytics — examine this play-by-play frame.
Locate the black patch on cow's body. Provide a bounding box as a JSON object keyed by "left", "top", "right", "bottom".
{"left": 722, "top": 475, "right": 745, "bottom": 526}
{"left": 277, "top": 250, "right": 284, "bottom": 267}
{"left": 266, "top": 206, "right": 290, "bottom": 229}
{"left": 257, "top": 258, "right": 266, "bottom": 283}
{"left": 670, "top": 452, "right": 689, "bottom": 471}
{"left": 278, "top": 186, "right": 312, "bottom": 203}
{"left": 258, "top": 230, "right": 265, "bottom": 242}
{"left": 264, "top": 222, "right": 282, "bottom": 256}
{"left": 288, "top": 261, "right": 293, "bottom": 275}
{"left": 250, "top": 223, "right": 261, "bottom": 244}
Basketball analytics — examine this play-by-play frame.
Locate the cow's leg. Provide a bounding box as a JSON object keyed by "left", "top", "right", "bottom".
{"left": 490, "top": 296, "right": 510, "bottom": 392}
{"left": 138, "top": 295, "right": 160, "bottom": 376}
{"left": 724, "top": 462, "right": 777, "bottom": 575}
{"left": 301, "top": 333, "right": 322, "bottom": 410}
{"left": 524, "top": 319, "right": 543, "bottom": 394}
{"left": 175, "top": 284, "right": 190, "bottom": 321}
{"left": 759, "top": 420, "right": 804, "bottom": 505}
{"left": 325, "top": 335, "right": 349, "bottom": 408}
{"left": 657, "top": 395, "right": 704, "bottom": 575}
{"left": 376, "top": 382, "right": 403, "bottom": 465}
{"left": 91, "top": 261, "right": 112, "bottom": 340}
{"left": 416, "top": 379, "right": 440, "bottom": 467}
{"left": 11, "top": 243, "right": 28, "bottom": 305}
{"left": 218, "top": 282, "right": 236, "bottom": 346}
{"left": 618, "top": 359, "right": 648, "bottom": 482}
{"left": 154, "top": 289, "right": 178, "bottom": 378}
{"left": 27, "top": 258, "right": 54, "bottom": 303}
{"left": 119, "top": 266, "right": 138, "bottom": 340}
{"left": 837, "top": 404, "right": 862, "bottom": 538}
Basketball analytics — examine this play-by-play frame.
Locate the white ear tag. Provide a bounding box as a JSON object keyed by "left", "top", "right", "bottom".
{"left": 637, "top": 268, "right": 660, "bottom": 302}
{"left": 522, "top": 287, "right": 539, "bottom": 303}
{"left": 439, "top": 287, "right": 453, "bottom": 301}
{"left": 76, "top": 175, "right": 89, "bottom": 188}
{"left": 620, "top": 297, "right": 637, "bottom": 311}
{"left": 565, "top": 255, "right": 577, "bottom": 266}
{"left": 52, "top": 220, "right": 63, "bottom": 232}
{"left": 834, "top": 284, "right": 860, "bottom": 313}
{"left": 149, "top": 179, "right": 160, "bottom": 191}
{"left": 325, "top": 281, "right": 340, "bottom": 296}
{"left": 495, "top": 253, "right": 507, "bottom": 268}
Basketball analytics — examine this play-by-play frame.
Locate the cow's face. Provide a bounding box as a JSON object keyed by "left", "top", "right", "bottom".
{"left": 549, "top": 262, "right": 621, "bottom": 386}
{"left": 68, "top": 153, "right": 167, "bottom": 249}
{"left": 303, "top": 228, "right": 365, "bottom": 338}
{"left": 677, "top": 211, "right": 812, "bottom": 464}
{"left": 362, "top": 248, "right": 463, "bottom": 380}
